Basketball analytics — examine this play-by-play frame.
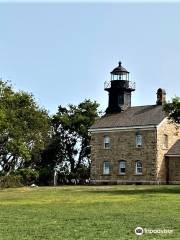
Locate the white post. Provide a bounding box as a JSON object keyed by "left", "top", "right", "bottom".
{"left": 54, "top": 168, "right": 58, "bottom": 186}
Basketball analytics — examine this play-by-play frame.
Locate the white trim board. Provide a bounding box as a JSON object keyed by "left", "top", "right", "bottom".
{"left": 89, "top": 125, "right": 157, "bottom": 133}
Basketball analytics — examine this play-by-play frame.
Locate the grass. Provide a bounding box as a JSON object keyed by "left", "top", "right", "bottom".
{"left": 0, "top": 185, "right": 180, "bottom": 240}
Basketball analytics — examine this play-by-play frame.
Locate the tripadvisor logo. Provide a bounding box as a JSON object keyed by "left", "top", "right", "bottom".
{"left": 134, "top": 226, "right": 174, "bottom": 236}
{"left": 135, "top": 227, "right": 144, "bottom": 236}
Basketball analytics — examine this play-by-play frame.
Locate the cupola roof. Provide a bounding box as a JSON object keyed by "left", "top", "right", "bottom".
{"left": 110, "top": 61, "right": 129, "bottom": 75}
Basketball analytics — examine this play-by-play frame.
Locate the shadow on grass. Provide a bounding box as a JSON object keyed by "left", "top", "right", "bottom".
{"left": 85, "top": 186, "right": 180, "bottom": 195}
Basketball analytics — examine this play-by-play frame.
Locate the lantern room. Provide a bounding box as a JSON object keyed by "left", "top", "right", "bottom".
{"left": 110, "top": 61, "right": 129, "bottom": 81}
{"left": 105, "top": 61, "right": 135, "bottom": 114}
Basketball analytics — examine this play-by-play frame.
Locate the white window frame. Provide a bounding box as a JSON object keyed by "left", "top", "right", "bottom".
{"left": 119, "top": 160, "right": 126, "bottom": 175}
{"left": 104, "top": 136, "right": 110, "bottom": 149}
{"left": 163, "top": 134, "right": 168, "bottom": 149}
{"left": 136, "top": 134, "right": 142, "bottom": 148}
{"left": 103, "top": 161, "right": 110, "bottom": 175}
{"left": 135, "top": 161, "right": 142, "bottom": 175}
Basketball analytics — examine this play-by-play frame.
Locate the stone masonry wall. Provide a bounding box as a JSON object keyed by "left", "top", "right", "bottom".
{"left": 156, "top": 119, "right": 180, "bottom": 183}
{"left": 169, "top": 157, "right": 180, "bottom": 183}
{"left": 90, "top": 128, "right": 157, "bottom": 184}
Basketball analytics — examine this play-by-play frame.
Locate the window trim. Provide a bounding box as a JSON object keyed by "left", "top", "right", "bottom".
{"left": 136, "top": 134, "right": 143, "bottom": 148}
{"left": 104, "top": 136, "right": 111, "bottom": 149}
{"left": 163, "top": 134, "right": 168, "bottom": 149}
{"left": 135, "top": 161, "right": 142, "bottom": 175}
{"left": 119, "top": 160, "right": 126, "bottom": 175}
{"left": 103, "top": 161, "right": 110, "bottom": 175}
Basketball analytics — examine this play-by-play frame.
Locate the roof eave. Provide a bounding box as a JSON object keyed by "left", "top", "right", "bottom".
{"left": 89, "top": 124, "right": 158, "bottom": 133}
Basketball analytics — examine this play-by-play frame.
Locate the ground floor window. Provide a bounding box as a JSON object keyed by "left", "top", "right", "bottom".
{"left": 135, "top": 161, "right": 142, "bottom": 174}
{"left": 103, "top": 161, "right": 110, "bottom": 175}
{"left": 119, "top": 160, "right": 126, "bottom": 174}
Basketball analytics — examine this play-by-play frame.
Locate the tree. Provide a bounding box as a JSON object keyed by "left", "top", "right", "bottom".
{"left": 163, "top": 96, "right": 180, "bottom": 124}
{"left": 40, "top": 99, "right": 99, "bottom": 182}
{"left": 0, "top": 80, "right": 50, "bottom": 175}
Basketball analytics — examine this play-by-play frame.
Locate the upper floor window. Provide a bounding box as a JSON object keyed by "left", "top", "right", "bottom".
{"left": 136, "top": 134, "right": 142, "bottom": 148}
{"left": 119, "top": 160, "right": 126, "bottom": 174}
{"left": 103, "top": 161, "right": 110, "bottom": 175}
{"left": 163, "top": 134, "right": 168, "bottom": 149}
{"left": 104, "top": 136, "right": 110, "bottom": 149}
{"left": 135, "top": 161, "right": 142, "bottom": 175}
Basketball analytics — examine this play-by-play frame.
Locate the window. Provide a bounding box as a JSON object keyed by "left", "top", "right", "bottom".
{"left": 104, "top": 136, "right": 110, "bottom": 149}
{"left": 103, "top": 161, "right": 110, "bottom": 175}
{"left": 124, "top": 93, "right": 131, "bottom": 107}
{"left": 163, "top": 134, "right": 168, "bottom": 149}
{"left": 135, "top": 161, "right": 142, "bottom": 175}
{"left": 136, "top": 134, "right": 142, "bottom": 147}
{"left": 118, "top": 94, "right": 124, "bottom": 106}
{"left": 119, "top": 160, "right": 126, "bottom": 174}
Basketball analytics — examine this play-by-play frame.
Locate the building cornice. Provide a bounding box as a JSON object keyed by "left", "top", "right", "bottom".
{"left": 89, "top": 125, "right": 157, "bottom": 133}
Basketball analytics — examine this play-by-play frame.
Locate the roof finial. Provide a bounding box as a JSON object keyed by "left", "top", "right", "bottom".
{"left": 119, "top": 61, "right": 122, "bottom": 67}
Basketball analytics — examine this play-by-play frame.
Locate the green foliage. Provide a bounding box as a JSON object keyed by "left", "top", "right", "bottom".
{"left": 0, "top": 175, "right": 23, "bottom": 188}
{"left": 0, "top": 80, "right": 99, "bottom": 184}
{"left": 41, "top": 99, "right": 99, "bottom": 181}
{"left": 163, "top": 96, "right": 180, "bottom": 124}
{"left": 14, "top": 168, "right": 39, "bottom": 185}
{"left": 0, "top": 80, "right": 50, "bottom": 174}
{"left": 38, "top": 167, "right": 54, "bottom": 186}
{"left": 57, "top": 162, "right": 70, "bottom": 184}
{"left": 76, "top": 165, "right": 90, "bottom": 180}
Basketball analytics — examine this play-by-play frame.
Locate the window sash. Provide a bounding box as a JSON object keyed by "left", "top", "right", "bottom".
{"left": 104, "top": 136, "right": 110, "bottom": 149}
{"left": 119, "top": 161, "right": 126, "bottom": 174}
{"left": 103, "top": 162, "right": 110, "bottom": 174}
{"left": 136, "top": 161, "right": 142, "bottom": 174}
{"left": 136, "top": 135, "right": 142, "bottom": 147}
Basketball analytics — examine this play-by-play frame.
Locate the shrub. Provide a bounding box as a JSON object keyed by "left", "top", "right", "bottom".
{"left": 0, "top": 175, "right": 23, "bottom": 188}
{"left": 38, "top": 167, "right": 54, "bottom": 186}
{"left": 15, "top": 168, "right": 39, "bottom": 186}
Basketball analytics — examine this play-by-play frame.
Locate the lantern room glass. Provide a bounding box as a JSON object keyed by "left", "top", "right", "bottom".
{"left": 111, "top": 73, "right": 129, "bottom": 81}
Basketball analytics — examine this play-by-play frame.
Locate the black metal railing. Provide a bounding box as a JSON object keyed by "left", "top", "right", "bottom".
{"left": 104, "top": 80, "right": 136, "bottom": 90}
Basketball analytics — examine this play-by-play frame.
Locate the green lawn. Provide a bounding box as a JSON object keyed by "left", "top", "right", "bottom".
{"left": 0, "top": 185, "right": 180, "bottom": 240}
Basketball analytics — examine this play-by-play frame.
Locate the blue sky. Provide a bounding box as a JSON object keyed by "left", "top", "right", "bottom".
{"left": 0, "top": 2, "right": 180, "bottom": 114}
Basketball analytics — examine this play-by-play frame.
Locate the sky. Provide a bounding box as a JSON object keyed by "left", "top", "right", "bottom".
{"left": 0, "top": 1, "right": 180, "bottom": 114}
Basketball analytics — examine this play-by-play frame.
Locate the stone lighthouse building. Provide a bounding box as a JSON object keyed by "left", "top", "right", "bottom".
{"left": 89, "top": 62, "right": 180, "bottom": 184}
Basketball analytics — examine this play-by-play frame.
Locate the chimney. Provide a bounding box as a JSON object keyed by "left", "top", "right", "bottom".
{"left": 156, "top": 88, "right": 166, "bottom": 105}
